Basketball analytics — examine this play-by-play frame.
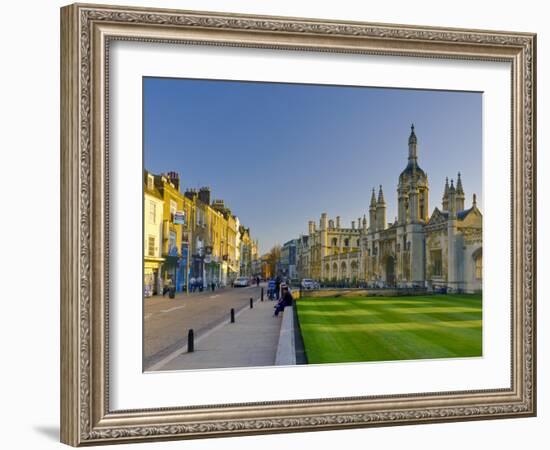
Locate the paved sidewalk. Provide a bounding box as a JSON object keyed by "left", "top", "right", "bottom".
{"left": 157, "top": 298, "right": 283, "bottom": 371}
{"left": 144, "top": 284, "right": 264, "bottom": 368}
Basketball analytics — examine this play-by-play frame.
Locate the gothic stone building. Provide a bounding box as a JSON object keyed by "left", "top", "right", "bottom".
{"left": 297, "top": 125, "right": 482, "bottom": 293}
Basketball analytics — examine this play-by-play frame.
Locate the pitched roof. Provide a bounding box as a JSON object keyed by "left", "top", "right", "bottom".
{"left": 428, "top": 205, "right": 482, "bottom": 225}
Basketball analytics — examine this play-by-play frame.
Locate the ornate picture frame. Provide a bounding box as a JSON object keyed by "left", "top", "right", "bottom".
{"left": 60, "top": 3, "right": 536, "bottom": 446}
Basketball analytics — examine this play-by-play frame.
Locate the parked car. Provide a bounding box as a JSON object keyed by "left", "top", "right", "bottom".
{"left": 233, "top": 277, "right": 250, "bottom": 287}
{"left": 301, "top": 278, "right": 319, "bottom": 290}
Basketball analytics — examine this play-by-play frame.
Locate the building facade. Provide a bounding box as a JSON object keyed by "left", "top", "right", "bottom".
{"left": 296, "top": 126, "right": 483, "bottom": 293}
{"left": 144, "top": 170, "right": 259, "bottom": 295}
{"left": 280, "top": 239, "right": 298, "bottom": 280}
{"left": 144, "top": 172, "right": 165, "bottom": 296}
{"left": 156, "top": 172, "right": 187, "bottom": 292}
{"left": 239, "top": 226, "right": 254, "bottom": 277}
{"left": 212, "top": 199, "right": 240, "bottom": 286}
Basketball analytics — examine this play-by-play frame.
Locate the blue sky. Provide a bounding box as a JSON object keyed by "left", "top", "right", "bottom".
{"left": 144, "top": 77, "right": 482, "bottom": 254}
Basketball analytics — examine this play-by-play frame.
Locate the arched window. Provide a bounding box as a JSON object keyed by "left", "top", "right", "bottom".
{"left": 356, "top": 239, "right": 360, "bottom": 247}
{"left": 332, "top": 237, "right": 338, "bottom": 246}
{"left": 344, "top": 238, "right": 349, "bottom": 247}
{"left": 475, "top": 253, "right": 482, "bottom": 280}
{"left": 341, "top": 262, "right": 347, "bottom": 276}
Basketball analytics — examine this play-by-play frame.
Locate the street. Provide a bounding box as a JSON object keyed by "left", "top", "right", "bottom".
{"left": 144, "top": 283, "right": 265, "bottom": 370}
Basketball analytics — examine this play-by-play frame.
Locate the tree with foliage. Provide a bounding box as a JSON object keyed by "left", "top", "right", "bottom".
{"left": 265, "top": 244, "right": 281, "bottom": 278}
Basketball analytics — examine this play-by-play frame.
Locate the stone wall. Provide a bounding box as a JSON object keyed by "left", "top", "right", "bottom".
{"left": 300, "top": 288, "right": 428, "bottom": 298}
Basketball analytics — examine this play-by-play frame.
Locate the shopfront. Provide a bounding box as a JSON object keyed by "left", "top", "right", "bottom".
{"left": 144, "top": 257, "right": 163, "bottom": 297}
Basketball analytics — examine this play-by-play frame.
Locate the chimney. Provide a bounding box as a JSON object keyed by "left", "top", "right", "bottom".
{"left": 198, "top": 187, "right": 211, "bottom": 205}
{"left": 212, "top": 199, "right": 225, "bottom": 212}
{"left": 184, "top": 188, "right": 198, "bottom": 201}
{"left": 166, "top": 171, "right": 180, "bottom": 190}
{"left": 351, "top": 221, "right": 356, "bottom": 230}
{"left": 336, "top": 216, "right": 341, "bottom": 229}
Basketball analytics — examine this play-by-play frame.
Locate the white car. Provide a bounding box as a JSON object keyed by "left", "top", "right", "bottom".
{"left": 233, "top": 277, "right": 250, "bottom": 287}
{"left": 301, "top": 279, "right": 319, "bottom": 290}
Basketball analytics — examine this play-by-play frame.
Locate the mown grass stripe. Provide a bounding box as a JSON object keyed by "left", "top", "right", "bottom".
{"left": 297, "top": 294, "right": 482, "bottom": 364}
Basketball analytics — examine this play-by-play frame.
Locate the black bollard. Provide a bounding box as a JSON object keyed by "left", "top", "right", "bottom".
{"left": 230, "top": 308, "right": 235, "bottom": 323}
{"left": 261, "top": 287, "right": 264, "bottom": 301}
{"left": 250, "top": 297, "right": 253, "bottom": 308}
{"left": 187, "top": 329, "right": 194, "bottom": 353}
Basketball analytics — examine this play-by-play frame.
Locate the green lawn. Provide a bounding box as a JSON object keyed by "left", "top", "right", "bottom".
{"left": 297, "top": 294, "right": 482, "bottom": 364}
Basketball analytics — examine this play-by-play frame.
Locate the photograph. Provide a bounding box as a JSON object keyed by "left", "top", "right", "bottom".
{"left": 142, "top": 78, "right": 483, "bottom": 372}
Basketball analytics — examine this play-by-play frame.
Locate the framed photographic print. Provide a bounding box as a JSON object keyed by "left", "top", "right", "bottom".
{"left": 60, "top": 3, "right": 536, "bottom": 446}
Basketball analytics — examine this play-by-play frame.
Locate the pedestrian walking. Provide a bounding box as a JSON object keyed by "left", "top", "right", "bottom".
{"left": 197, "top": 277, "right": 203, "bottom": 292}
{"left": 162, "top": 278, "right": 171, "bottom": 296}
{"left": 163, "top": 278, "right": 175, "bottom": 298}
{"left": 256, "top": 276, "right": 260, "bottom": 287}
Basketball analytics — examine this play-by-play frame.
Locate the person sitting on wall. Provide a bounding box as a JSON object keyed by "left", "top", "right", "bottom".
{"left": 274, "top": 285, "right": 293, "bottom": 317}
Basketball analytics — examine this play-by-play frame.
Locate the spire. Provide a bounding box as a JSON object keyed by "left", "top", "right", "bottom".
{"left": 369, "top": 189, "right": 377, "bottom": 232}
{"left": 408, "top": 123, "right": 418, "bottom": 162}
{"left": 377, "top": 185, "right": 386, "bottom": 205}
{"left": 376, "top": 185, "right": 387, "bottom": 231}
{"left": 455, "top": 172, "right": 465, "bottom": 211}
{"left": 456, "top": 172, "right": 464, "bottom": 195}
{"left": 449, "top": 179, "right": 457, "bottom": 218}
{"left": 408, "top": 123, "right": 417, "bottom": 145}
{"left": 370, "top": 188, "right": 377, "bottom": 208}
{"left": 441, "top": 177, "right": 450, "bottom": 211}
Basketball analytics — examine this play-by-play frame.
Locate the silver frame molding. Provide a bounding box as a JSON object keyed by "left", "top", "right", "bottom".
{"left": 60, "top": 3, "right": 536, "bottom": 446}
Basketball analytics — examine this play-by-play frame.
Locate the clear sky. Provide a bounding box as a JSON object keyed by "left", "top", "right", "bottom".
{"left": 144, "top": 77, "right": 482, "bottom": 255}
